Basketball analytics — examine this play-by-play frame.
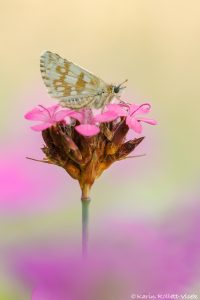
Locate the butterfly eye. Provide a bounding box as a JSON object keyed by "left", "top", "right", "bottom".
{"left": 113, "top": 86, "right": 120, "bottom": 93}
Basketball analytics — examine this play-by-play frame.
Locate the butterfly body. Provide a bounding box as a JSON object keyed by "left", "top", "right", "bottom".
{"left": 40, "top": 51, "right": 126, "bottom": 109}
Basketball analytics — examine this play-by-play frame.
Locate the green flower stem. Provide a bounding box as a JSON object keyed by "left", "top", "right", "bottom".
{"left": 81, "top": 198, "right": 90, "bottom": 257}
{"left": 81, "top": 184, "right": 91, "bottom": 258}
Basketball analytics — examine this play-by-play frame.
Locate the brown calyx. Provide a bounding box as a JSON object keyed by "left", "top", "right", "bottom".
{"left": 40, "top": 120, "right": 144, "bottom": 196}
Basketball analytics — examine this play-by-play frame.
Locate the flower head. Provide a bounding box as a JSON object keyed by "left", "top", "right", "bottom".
{"left": 25, "top": 100, "right": 156, "bottom": 197}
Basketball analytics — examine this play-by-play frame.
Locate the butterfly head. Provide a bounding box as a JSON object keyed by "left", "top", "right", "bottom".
{"left": 113, "top": 79, "right": 128, "bottom": 95}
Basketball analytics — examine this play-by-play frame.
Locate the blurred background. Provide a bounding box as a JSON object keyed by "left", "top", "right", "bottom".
{"left": 1, "top": 0, "right": 200, "bottom": 299}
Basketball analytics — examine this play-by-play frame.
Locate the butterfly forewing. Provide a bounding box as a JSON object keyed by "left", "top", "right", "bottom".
{"left": 40, "top": 51, "right": 109, "bottom": 109}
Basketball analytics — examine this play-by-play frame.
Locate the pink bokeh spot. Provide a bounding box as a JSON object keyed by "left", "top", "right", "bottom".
{"left": 0, "top": 143, "right": 68, "bottom": 212}
{"left": 9, "top": 198, "right": 200, "bottom": 299}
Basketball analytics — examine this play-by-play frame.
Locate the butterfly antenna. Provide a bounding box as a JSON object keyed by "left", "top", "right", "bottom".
{"left": 119, "top": 86, "right": 127, "bottom": 90}
{"left": 118, "top": 79, "right": 128, "bottom": 91}
{"left": 119, "top": 79, "right": 128, "bottom": 87}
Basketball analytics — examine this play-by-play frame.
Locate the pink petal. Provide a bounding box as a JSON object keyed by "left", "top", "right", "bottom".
{"left": 24, "top": 107, "right": 50, "bottom": 122}
{"left": 126, "top": 116, "right": 142, "bottom": 133}
{"left": 75, "top": 124, "right": 100, "bottom": 137}
{"left": 106, "top": 104, "right": 127, "bottom": 117}
{"left": 138, "top": 118, "right": 157, "bottom": 125}
{"left": 63, "top": 116, "right": 71, "bottom": 125}
{"left": 54, "top": 110, "right": 72, "bottom": 122}
{"left": 129, "top": 104, "right": 139, "bottom": 115}
{"left": 30, "top": 122, "right": 53, "bottom": 132}
{"left": 69, "top": 111, "right": 84, "bottom": 123}
{"left": 93, "top": 111, "right": 118, "bottom": 123}
{"left": 130, "top": 103, "right": 151, "bottom": 115}
{"left": 47, "top": 104, "right": 60, "bottom": 116}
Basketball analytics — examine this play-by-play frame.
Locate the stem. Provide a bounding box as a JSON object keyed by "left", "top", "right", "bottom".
{"left": 82, "top": 199, "right": 90, "bottom": 257}
{"left": 81, "top": 184, "right": 91, "bottom": 258}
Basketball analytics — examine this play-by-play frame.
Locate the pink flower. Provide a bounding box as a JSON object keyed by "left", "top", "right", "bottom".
{"left": 25, "top": 102, "right": 156, "bottom": 136}
{"left": 70, "top": 109, "right": 118, "bottom": 137}
{"left": 24, "top": 104, "right": 71, "bottom": 131}
{"left": 126, "top": 103, "right": 157, "bottom": 133}
{"left": 107, "top": 102, "right": 157, "bottom": 133}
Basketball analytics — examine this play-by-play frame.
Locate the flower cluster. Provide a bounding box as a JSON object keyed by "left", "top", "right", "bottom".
{"left": 25, "top": 101, "right": 156, "bottom": 198}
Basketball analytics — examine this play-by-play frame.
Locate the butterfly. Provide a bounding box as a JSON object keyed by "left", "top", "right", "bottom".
{"left": 40, "top": 51, "right": 127, "bottom": 109}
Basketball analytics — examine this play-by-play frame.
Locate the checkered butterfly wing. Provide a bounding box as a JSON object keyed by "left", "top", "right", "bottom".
{"left": 40, "top": 51, "right": 109, "bottom": 109}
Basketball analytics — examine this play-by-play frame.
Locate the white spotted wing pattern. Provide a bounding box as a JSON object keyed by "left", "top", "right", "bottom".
{"left": 40, "top": 51, "right": 120, "bottom": 109}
